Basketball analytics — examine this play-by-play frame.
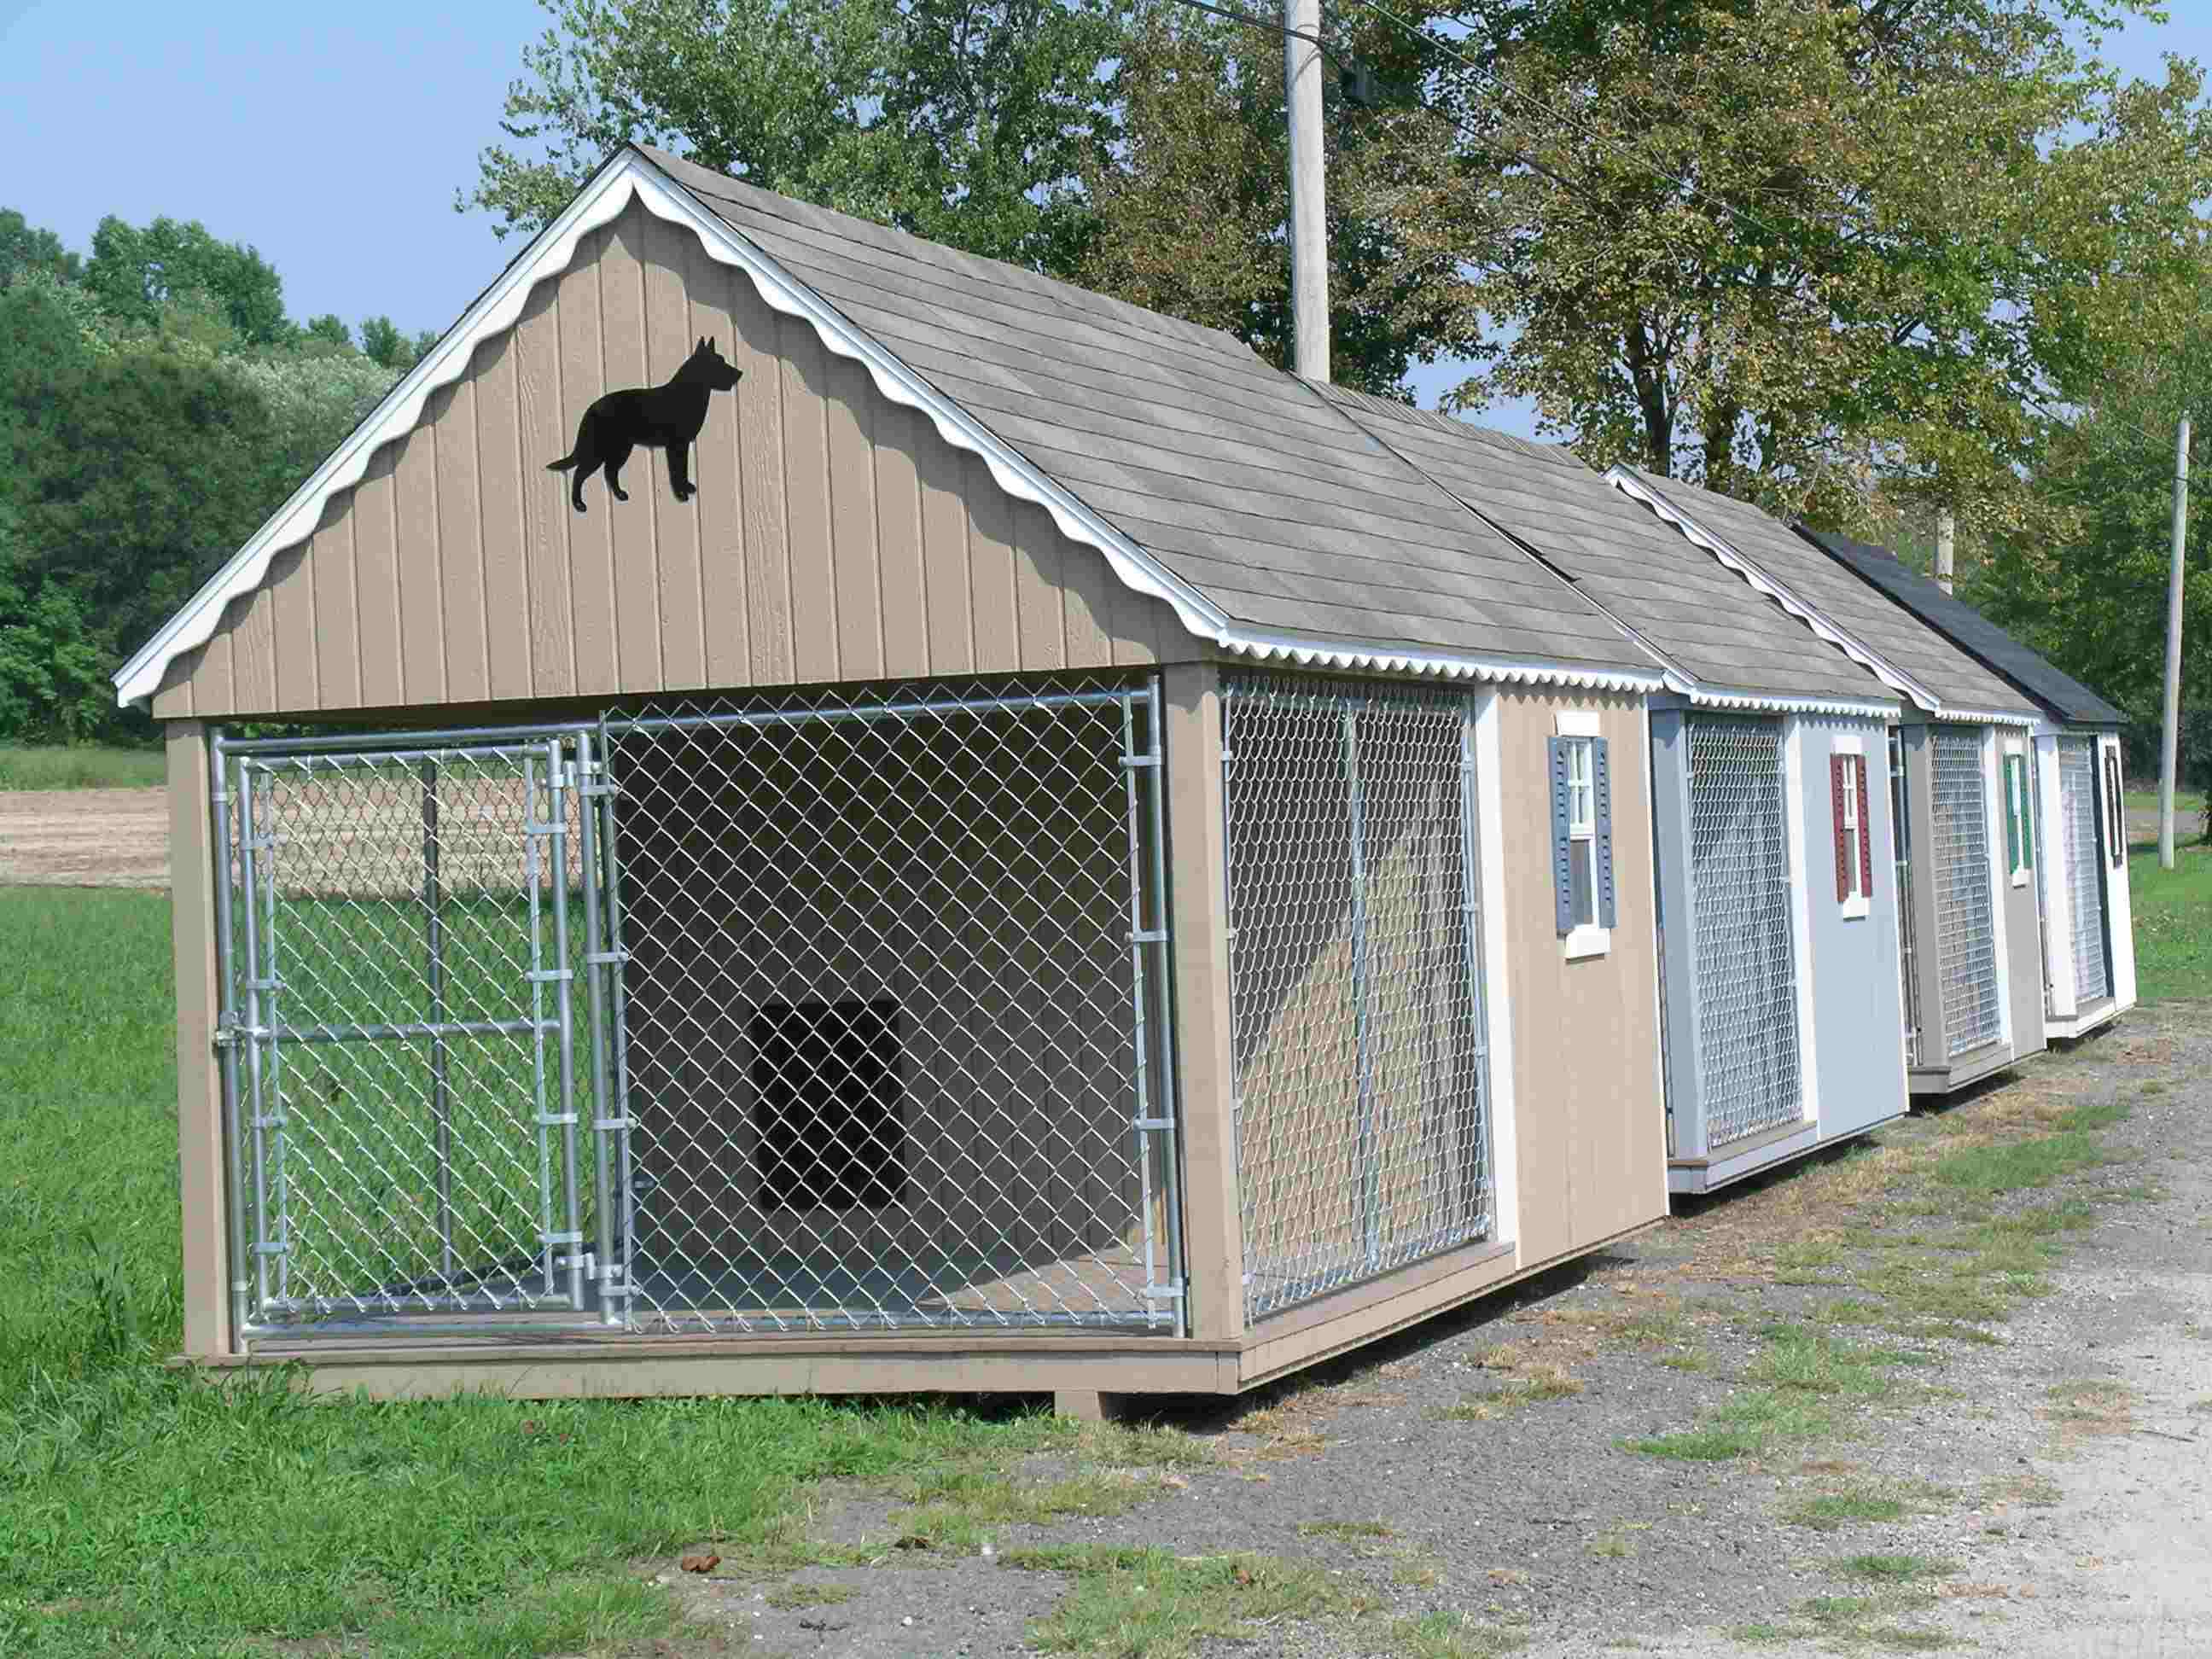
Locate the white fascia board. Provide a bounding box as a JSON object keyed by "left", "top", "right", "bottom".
{"left": 1602, "top": 467, "right": 1947, "bottom": 715}
{"left": 117, "top": 148, "right": 1674, "bottom": 708}
{"left": 1687, "top": 685, "right": 1901, "bottom": 720}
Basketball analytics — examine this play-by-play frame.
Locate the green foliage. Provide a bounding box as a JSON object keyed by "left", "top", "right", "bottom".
{"left": 0, "top": 207, "right": 80, "bottom": 287}
{"left": 81, "top": 212, "right": 291, "bottom": 346}
{"left": 0, "top": 744, "right": 169, "bottom": 789}
{"left": 467, "top": 0, "right": 1123, "bottom": 275}
{"left": 1350, "top": 0, "right": 2204, "bottom": 529}
{"left": 2128, "top": 843, "right": 2212, "bottom": 1003}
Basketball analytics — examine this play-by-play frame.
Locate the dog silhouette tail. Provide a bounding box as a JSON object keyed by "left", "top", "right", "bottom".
{"left": 545, "top": 451, "right": 581, "bottom": 473}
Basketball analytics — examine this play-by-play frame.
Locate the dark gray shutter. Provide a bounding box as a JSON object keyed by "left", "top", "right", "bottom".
{"left": 1548, "top": 736, "right": 1572, "bottom": 934}
{"left": 1593, "top": 736, "right": 1617, "bottom": 927}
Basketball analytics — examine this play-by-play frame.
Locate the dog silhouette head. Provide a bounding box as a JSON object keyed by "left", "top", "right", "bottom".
{"left": 680, "top": 336, "right": 742, "bottom": 392}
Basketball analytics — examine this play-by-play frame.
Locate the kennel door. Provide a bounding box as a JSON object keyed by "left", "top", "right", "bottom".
{"left": 220, "top": 736, "right": 594, "bottom": 1326}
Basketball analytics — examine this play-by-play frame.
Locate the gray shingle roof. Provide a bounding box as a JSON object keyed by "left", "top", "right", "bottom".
{"left": 1315, "top": 387, "right": 1895, "bottom": 706}
{"left": 641, "top": 146, "right": 1663, "bottom": 681}
{"left": 1611, "top": 468, "right": 2041, "bottom": 719}
{"left": 1796, "top": 528, "right": 2128, "bottom": 726}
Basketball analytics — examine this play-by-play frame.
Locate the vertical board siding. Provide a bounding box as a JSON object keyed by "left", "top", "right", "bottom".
{"left": 1498, "top": 690, "right": 1666, "bottom": 1262}
{"left": 599, "top": 211, "right": 662, "bottom": 694}
{"left": 473, "top": 332, "right": 533, "bottom": 702}
{"left": 515, "top": 277, "right": 576, "bottom": 697}
{"left": 392, "top": 426, "right": 446, "bottom": 705}
{"left": 164, "top": 199, "right": 1190, "bottom": 718}
{"left": 824, "top": 351, "right": 886, "bottom": 681}
{"left": 429, "top": 380, "right": 488, "bottom": 705}
{"left": 560, "top": 230, "right": 620, "bottom": 696}
{"left": 264, "top": 542, "right": 317, "bottom": 712}
{"left": 685, "top": 234, "right": 749, "bottom": 687}
{"left": 351, "top": 450, "right": 405, "bottom": 709}
{"left": 779, "top": 316, "right": 841, "bottom": 682}
{"left": 646, "top": 211, "right": 707, "bottom": 690}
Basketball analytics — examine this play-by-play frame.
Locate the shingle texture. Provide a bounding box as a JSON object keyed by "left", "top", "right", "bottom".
{"left": 1612, "top": 468, "right": 2041, "bottom": 719}
{"left": 1316, "top": 387, "right": 1893, "bottom": 704}
{"left": 1796, "top": 528, "right": 2127, "bottom": 726}
{"left": 642, "top": 147, "right": 1661, "bottom": 678}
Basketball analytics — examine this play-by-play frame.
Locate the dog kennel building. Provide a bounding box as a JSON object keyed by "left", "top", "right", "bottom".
{"left": 1308, "top": 395, "right": 1912, "bottom": 1194}
{"left": 1607, "top": 472, "right": 2049, "bottom": 1095}
{"left": 1794, "top": 531, "right": 2136, "bottom": 1042}
{"left": 120, "top": 144, "right": 1677, "bottom": 1406}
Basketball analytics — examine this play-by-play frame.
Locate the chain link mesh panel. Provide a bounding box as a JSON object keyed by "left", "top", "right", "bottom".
{"left": 1686, "top": 718, "right": 1802, "bottom": 1146}
{"left": 597, "top": 675, "right": 1179, "bottom": 1335}
{"left": 2058, "top": 737, "right": 2110, "bottom": 1004}
{"left": 1889, "top": 728, "right": 1920, "bottom": 1067}
{"left": 1221, "top": 673, "right": 1490, "bottom": 1323}
{"left": 224, "top": 741, "right": 591, "bottom": 1324}
{"left": 1932, "top": 728, "right": 2003, "bottom": 1057}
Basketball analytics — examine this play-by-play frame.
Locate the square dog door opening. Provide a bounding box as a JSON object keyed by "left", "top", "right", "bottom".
{"left": 751, "top": 999, "right": 906, "bottom": 1211}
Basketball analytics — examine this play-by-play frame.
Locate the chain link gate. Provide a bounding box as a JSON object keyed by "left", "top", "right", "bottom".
{"left": 1932, "top": 728, "right": 2003, "bottom": 1057}
{"left": 214, "top": 731, "right": 604, "bottom": 1330}
{"left": 1685, "top": 717, "right": 1802, "bottom": 1146}
{"left": 2058, "top": 737, "right": 2110, "bottom": 1004}
{"left": 1221, "top": 674, "right": 1492, "bottom": 1324}
{"left": 592, "top": 675, "right": 1182, "bottom": 1336}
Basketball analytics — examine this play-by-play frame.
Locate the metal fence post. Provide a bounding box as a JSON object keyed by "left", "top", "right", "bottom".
{"left": 420, "top": 756, "right": 454, "bottom": 1278}
{"left": 208, "top": 733, "right": 253, "bottom": 1339}
{"left": 1340, "top": 702, "right": 1379, "bottom": 1272}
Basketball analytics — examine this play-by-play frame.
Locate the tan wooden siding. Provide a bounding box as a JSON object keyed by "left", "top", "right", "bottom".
{"left": 151, "top": 200, "right": 1190, "bottom": 721}
{"left": 1493, "top": 690, "right": 1668, "bottom": 1263}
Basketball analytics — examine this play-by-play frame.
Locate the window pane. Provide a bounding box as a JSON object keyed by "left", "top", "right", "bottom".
{"left": 1569, "top": 836, "right": 1596, "bottom": 927}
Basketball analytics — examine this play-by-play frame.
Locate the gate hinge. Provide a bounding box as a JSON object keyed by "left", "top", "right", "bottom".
{"left": 1144, "top": 1282, "right": 1186, "bottom": 1301}
{"left": 1128, "top": 928, "right": 1168, "bottom": 946}
{"left": 1120, "top": 754, "right": 1161, "bottom": 771}
{"left": 579, "top": 781, "right": 622, "bottom": 798}
{"left": 526, "top": 968, "right": 574, "bottom": 984}
{"left": 585, "top": 949, "right": 630, "bottom": 967}
{"left": 1131, "top": 1116, "right": 1176, "bottom": 1132}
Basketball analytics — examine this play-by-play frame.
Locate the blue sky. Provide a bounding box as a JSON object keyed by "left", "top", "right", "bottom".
{"left": 3, "top": 0, "right": 2205, "bottom": 435}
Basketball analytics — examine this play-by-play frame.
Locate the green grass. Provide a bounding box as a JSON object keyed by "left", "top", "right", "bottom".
{"left": 0, "top": 888, "right": 1086, "bottom": 1658}
{"left": 1388, "top": 1608, "right": 1532, "bottom": 1657}
{"left": 0, "top": 742, "right": 168, "bottom": 790}
{"left": 2128, "top": 841, "right": 2212, "bottom": 1003}
{"left": 1003, "top": 1546, "right": 1373, "bottom": 1657}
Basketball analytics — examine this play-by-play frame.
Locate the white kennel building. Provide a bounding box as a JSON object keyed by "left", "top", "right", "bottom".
{"left": 1795, "top": 529, "right": 2136, "bottom": 1039}
{"left": 1313, "top": 392, "right": 1911, "bottom": 1195}
{"left": 1607, "top": 472, "right": 2050, "bottom": 1095}
{"left": 118, "top": 144, "right": 1682, "bottom": 1404}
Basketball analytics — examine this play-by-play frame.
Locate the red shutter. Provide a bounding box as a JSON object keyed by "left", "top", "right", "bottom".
{"left": 1831, "top": 754, "right": 1850, "bottom": 900}
{"left": 1855, "top": 755, "right": 1874, "bottom": 897}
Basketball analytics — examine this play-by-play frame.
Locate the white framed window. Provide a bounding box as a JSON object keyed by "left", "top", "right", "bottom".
{"left": 2003, "top": 744, "right": 2033, "bottom": 886}
{"left": 1551, "top": 712, "right": 1612, "bottom": 958}
{"left": 1829, "top": 740, "right": 1871, "bottom": 920}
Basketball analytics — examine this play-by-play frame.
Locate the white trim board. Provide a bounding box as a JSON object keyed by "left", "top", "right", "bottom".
{"left": 1606, "top": 467, "right": 2044, "bottom": 731}
{"left": 115, "top": 148, "right": 1669, "bottom": 709}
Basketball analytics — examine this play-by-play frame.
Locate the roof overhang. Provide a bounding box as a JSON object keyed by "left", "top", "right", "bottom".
{"left": 117, "top": 148, "right": 1666, "bottom": 709}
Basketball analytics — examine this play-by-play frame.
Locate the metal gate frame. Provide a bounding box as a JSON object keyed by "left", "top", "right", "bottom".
{"left": 211, "top": 677, "right": 1185, "bottom": 1342}
{"left": 1931, "top": 726, "right": 2003, "bottom": 1058}
{"left": 212, "top": 725, "right": 608, "bottom": 1334}
{"left": 1219, "top": 672, "right": 1494, "bottom": 1324}
{"left": 2058, "top": 736, "right": 2111, "bottom": 1005}
{"left": 1683, "top": 715, "right": 1803, "bottom": 1149}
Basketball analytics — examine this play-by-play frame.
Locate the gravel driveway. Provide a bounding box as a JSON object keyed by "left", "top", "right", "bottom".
{"left": 636, "top": 1007, "right": 2210, "bottom": 1659}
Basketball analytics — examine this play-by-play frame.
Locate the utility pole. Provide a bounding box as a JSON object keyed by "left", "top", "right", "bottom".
{"left": 2158, "top": 414, "right": 2191, "bottom": 870}
{"left": 1284, "top": 0, "right": 1329, "bottom": 382}
{"left": 1936, "top": 511, "right": 1955, "bottom": 595}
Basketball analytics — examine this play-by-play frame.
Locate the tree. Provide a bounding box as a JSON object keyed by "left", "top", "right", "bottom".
{"left": 0, "top": 208, "right": 79, "bottom": 288}
{"left": 1345, "top": 0, "right": 2212, "bottom": 530}
{"left": 304, "top": 313, "right": 353, "bottom": 352}
{"left": 464, "top": 0, "right": 1124, "bottom": 274}
{"left": 1076, "top": 2, "right": 1447, "bottom": 396}
{"left": 82, "top": 213, "right": 291, "bottom": 346}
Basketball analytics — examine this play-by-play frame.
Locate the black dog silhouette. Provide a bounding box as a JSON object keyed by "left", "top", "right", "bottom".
{"left": 546, "top": 336, "right": 742, "bottom": 512}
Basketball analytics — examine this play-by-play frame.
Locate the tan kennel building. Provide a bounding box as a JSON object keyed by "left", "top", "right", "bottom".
{"left": 122, "top": 145, "right": 1672, "bottom": 1406}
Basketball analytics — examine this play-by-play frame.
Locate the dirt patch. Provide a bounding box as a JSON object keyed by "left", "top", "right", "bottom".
{"left": 0, "top": 787, "right": 168, "bottom": 888}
